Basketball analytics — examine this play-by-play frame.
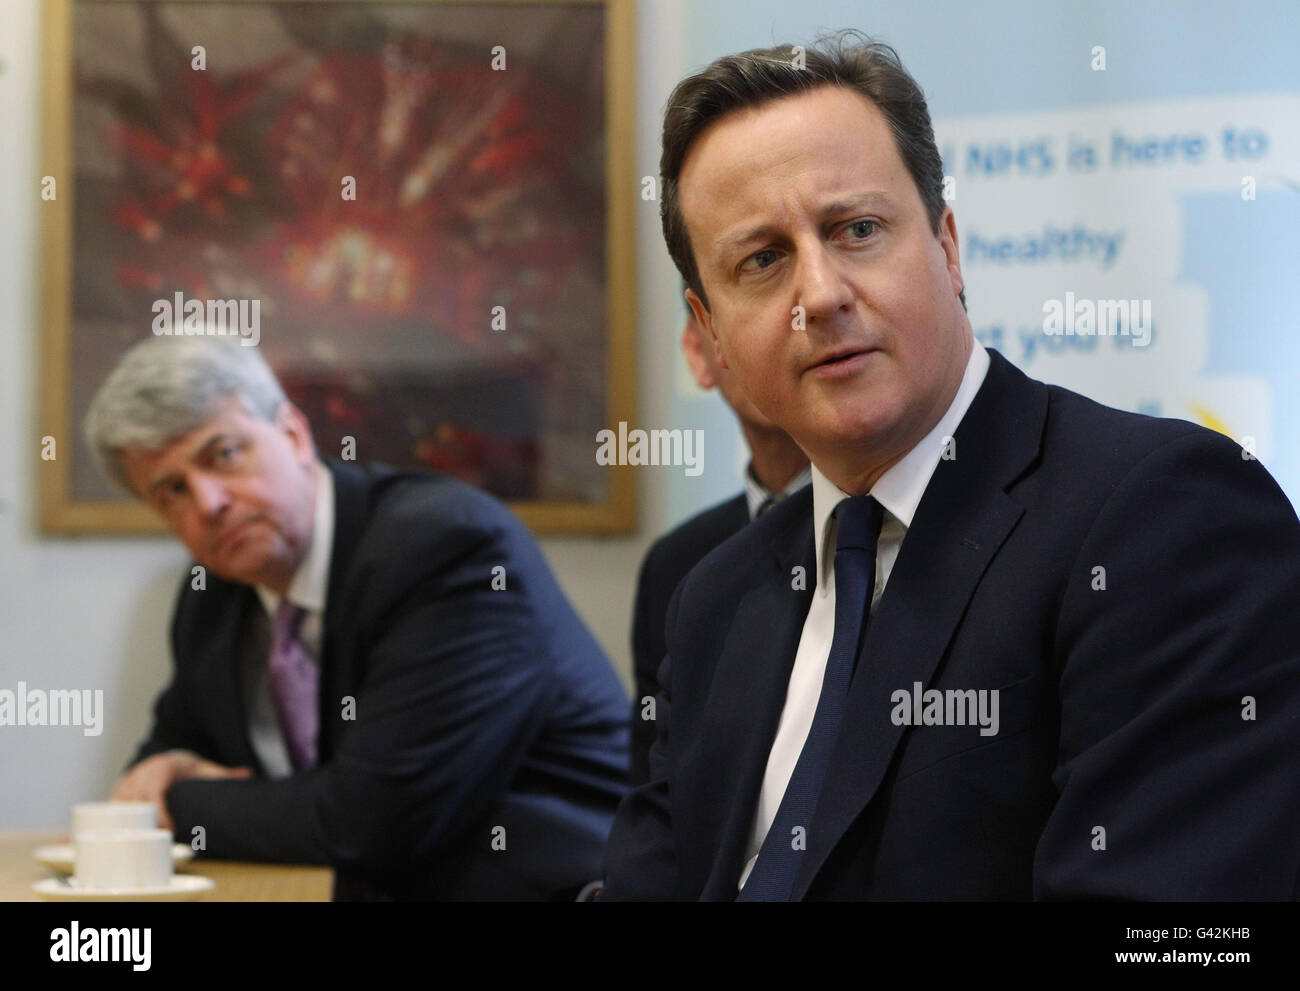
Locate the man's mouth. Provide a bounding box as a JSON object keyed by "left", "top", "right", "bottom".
{"left": 808, "top": 347, "right": 877, "bottom": 374}
{"left": 215, "top": 519, "right": 259, "bottom": 550}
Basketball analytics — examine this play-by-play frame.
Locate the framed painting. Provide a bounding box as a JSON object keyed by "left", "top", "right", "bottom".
{"left": 39, "top": 0, "right": 636, "bottom": 534}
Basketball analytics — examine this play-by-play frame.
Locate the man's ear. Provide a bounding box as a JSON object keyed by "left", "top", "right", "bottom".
{"left": 685, "top": 287, "right": 728, "bottom": 370}
{"left": 680, "top": 317, "right": 715, "bottom": 390}
{"left": 937, "top": 205, "right": 964, "bottom": 299}
{"left": 275, "top": 402, "right": 317, "bottom": 467}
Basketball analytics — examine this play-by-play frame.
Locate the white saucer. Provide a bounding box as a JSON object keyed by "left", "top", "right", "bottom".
{"left": 35, "top": 843, "right": 194, "bottom": 874}
{"left": 33, "top": 875, "right": 214, "bottom": 902}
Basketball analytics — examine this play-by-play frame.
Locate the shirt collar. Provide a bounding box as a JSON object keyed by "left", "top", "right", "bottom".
{"left": 744, "top": 462, "right": 813, "bottom": 520}
{"left": 811, "top": 343, "right": 991, "bottom": 591}
{"left": 255, "top": 461, "right": 335, "bottom": 617}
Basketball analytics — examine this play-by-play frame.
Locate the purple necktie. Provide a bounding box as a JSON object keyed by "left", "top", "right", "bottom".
{"left": 267, "top": 600, "right": 319, "bottom": 770}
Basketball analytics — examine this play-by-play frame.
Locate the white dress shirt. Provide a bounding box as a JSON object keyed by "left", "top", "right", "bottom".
{"left": 244, "top": 461, "right": 335, "bottom": 778}
{"left": 744, "top": 463, "right": 813, "bottom": 521}
{"left": 738, "top": 344, "right": 991, "bottom": 889}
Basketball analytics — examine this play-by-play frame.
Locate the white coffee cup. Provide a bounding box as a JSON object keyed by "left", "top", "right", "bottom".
{"left": 71, "top": 801, "right": 157, "bottom": 835}
{"left": 74, "top": 828, "right": 174, "bottom": 890}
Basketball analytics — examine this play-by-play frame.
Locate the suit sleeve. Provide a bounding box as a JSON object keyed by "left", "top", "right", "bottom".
{"left": 602, "top": 579, "right": 684, "bottom": 900}
{"left": 164, "top": 505, "right": 561, "bottom": 878}
{"left": 127, "top": 578, "right": 221, "bottom": 769}
{"left": 1034, "top": 429, "right": 1300, "bottom": 899}
{"left": 629, "top": 540, "right": 671, "bottom": 788}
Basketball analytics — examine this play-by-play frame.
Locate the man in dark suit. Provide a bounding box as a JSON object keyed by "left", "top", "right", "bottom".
{"left": 630, "top": 301, "right": 808, "bottom": 786}
{"left": 87, "top": 337, "right": 629, "bottom": 900}
{"left": 602, "top": 34, "right": 1300, "bottom": 900}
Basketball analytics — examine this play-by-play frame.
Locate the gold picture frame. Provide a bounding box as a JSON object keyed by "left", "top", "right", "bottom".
{"left": 40, "top": 0, "right": 637, "bottom": 534}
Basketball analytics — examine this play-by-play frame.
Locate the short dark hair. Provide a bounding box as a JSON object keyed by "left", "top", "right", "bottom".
{"left": 660, "top": 30, "right": 965, "bottom": 312}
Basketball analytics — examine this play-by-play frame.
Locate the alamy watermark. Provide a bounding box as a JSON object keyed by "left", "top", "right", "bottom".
{"left": 152, "top": 292, "right": 261, "bottom": 346}
{"left": 1042, "top": 292, "right": 1151, "bottom": 347}
{"left": 595, "top": 421, "right": 704, "bottom": 477}
{"left": 890, "top": 682, "right": 1000, "bottom": 737}
{"left": 0, "top": 683, "right": 103, "bottom": 736}
{"left": 50, "top": 922, "right": 150, "bottom": 971}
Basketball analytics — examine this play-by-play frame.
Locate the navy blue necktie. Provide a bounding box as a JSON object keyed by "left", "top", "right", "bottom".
{"left": 738, "top": 494, "right": 884, "bottom": 901}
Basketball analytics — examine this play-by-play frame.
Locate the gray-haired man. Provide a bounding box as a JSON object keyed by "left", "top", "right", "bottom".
{"left": 88, "top": 336, "right": 629, "bottom": 900}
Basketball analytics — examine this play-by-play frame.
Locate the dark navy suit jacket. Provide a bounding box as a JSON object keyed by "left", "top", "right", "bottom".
{"left": 131, "top": 460, "right": 629, "bottom": 900}
{"left": 603, "top": 348, "right": 1300, "bottom": 900}
{"left": 630, "top": 493, "right": 750, "bottom": 787}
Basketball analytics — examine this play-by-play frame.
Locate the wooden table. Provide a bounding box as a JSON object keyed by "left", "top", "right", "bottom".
{"left": 0, "top": 831, "right": 333, "bottom": 902}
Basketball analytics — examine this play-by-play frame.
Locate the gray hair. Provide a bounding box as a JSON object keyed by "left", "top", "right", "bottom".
{"left": 84, "top": 336, "right": 289, "bottom": 494}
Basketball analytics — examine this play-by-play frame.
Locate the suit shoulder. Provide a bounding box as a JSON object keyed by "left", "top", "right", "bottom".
{"left": 167, "top": 570, "right": 257, "bottom": 687}
{"left": 370, "top": 468, "right": 520, "bottom": 535}
{"left": 1041, "top": 383, "right": 1224, "bottom": 473}
{"left": 350, "top": 468, "right": 537, "bottom": 576}
{"left": 983, "top": 353, "right": 1247, "bottom": 480}
{"left": 642, "top": 494, "right": 748, "bottom": 578}
{"left": 171, "top": 563, "right": 249, "bottom": 632}
{"left": 672, "top": 487, "right": 811, "bottom": 608}
{"left": 1032, "top": 384, "right": 1293, "bottom": 529}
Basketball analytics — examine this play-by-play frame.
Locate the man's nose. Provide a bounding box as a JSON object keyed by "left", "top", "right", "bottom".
{"left": 794, "top": 241, "right": 855, "bottom": 325}
{"left": 190, "top": 473, "right": 231, "bottom": 518}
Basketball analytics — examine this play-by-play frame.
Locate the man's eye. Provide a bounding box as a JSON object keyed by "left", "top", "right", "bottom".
{"left": 741, "top": 249, "right": 779, "bottom": 272}
{"left": 155, "top": 481, "right": 185, "bottom": 509}
{"left": 846, "top": 219, "right": 877, "bottom": 239}
{"left": 213, "top": 442, "right": 246, "bottom": 467}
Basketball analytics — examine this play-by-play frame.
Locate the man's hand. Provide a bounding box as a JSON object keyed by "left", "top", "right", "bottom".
{"left": 111, "top": 750, "right": 253, "bottom": 832}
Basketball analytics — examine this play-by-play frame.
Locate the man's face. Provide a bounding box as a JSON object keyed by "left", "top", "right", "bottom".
{"left": 680, "top": 85, "right": 970, "bottom": 478}
{"left": 120, "top": 399, "right": 319, "bottom": 590}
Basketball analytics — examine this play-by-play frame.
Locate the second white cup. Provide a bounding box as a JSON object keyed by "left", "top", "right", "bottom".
{"left": 74, "top": 828, "right": 174, "bottom": 890}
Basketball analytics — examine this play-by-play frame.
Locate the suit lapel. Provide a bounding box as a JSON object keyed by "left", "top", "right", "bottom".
{"left": 792, "top": 348, "right": 1048, "bottom": 898}
{"left": 688, "top": 490, "right": 816, "bottom": 899}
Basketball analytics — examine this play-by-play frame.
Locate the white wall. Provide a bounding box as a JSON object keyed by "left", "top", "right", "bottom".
{"left": 0, "top": 0, "right": 694, "bottom": 829}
